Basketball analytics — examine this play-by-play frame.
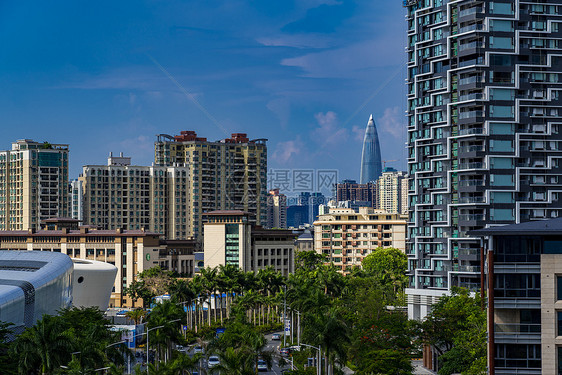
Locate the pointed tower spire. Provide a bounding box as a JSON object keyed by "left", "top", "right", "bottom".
{"left": 359, "top": 114, "right": 382, "bottom": 184}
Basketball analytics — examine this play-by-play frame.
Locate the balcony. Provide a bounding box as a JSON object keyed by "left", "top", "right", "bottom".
{"left": 458, "top": 162, "right": 485, "bottom": 170}
{"left": 459, "top": 110, "right": 484, "bottom": 120}
{"left": 495, "top": 323, "right": 540, "bottom": 334}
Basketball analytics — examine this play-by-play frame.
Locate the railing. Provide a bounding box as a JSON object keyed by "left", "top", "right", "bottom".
{"left": 459, "top": 7, "right": 482, "bottom": 17}
{"left": 458, "top": 162, "right": 485, "bottom": 170}
{"left": 458, "top": 93, "right": 484, "bottom": 102}
{"left": 459, "top": 179, "right": 485, "bottom": 187}
{"left": 459, "top": 145, "right": 485, "bottom": 154}
{"left": 458, "top": 213, "right": 486, "bottom": 221}
{"left": 459, "top": 76, "right": 482, "bottom": 85}
{"left": 459, "top": 42, "right": 485, "bottom": 51}
{"left": 459, "top": 110, "right": 484, "bottom": 119}
{"left": 495, "top": 323, "right": 541, "bottom": 334}
{"left": 459, "top": 24, "right": 485, "bottom": 33}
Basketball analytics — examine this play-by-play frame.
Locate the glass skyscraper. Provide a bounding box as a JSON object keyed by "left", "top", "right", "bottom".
{"left": 359, "top": 114, "right": 383, "bottom": 183}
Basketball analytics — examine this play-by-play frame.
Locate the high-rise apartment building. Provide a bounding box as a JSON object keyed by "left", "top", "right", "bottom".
{"left": 405, "top": 0, "right": 562, "bottom": 320}
{"left": 80, "top": 153, "right": 190, "bottom": 239}
{"left": 376, "top": 169, "right": 409, "bottom": 215}
{"left": 335, "top": 180, "right": 376, "bottom": 207}
{"left": 266, "top": 188, "right": 287, "bottom": 228}
{"left": 0, "top": 139, "right": 69, "bottom": 230}
{"left": 70, "top": 179, "right": 83, "bottom": 221}
{"left": 314, "top": 207, "right": 407, "bottom": 274}
{"left": 360, "top": 115, "right": 383, "bottom": 184}
{"left": 154, "top": 131, "right": 267, "bottom": 237}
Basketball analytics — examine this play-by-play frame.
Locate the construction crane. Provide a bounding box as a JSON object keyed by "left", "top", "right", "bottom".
{"left": 382, "top": 160, "right": 398, "bottom": 169}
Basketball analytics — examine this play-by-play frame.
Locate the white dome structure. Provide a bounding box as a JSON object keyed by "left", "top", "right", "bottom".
{"left": 72, "top": 259, "right": 117, "bottom": 311}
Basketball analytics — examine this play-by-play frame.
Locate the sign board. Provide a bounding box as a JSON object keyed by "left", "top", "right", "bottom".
{"left": 284, "top": 319, "right": 291, "bottom": 335}
{"left": 182, "top": 325, "right": 188, "bottom": 331}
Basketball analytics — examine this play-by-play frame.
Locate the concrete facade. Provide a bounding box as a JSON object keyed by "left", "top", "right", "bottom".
{"left": 313, "top": 207, "right": 407, "bottom": 274}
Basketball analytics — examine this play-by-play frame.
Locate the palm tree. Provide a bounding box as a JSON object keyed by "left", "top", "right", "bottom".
{"left": 211, "top": 347, "right": 254, "bottom": 375}
{"left": 305, "top": 306, "right": 350, "bottom": 375}
{"left": 169, "top": 352, "right": 201, "bottom": 375}
{"left": 200, "top": 267, "right": 219, "bottom": 325}
{"left": 11, "top": 314, "right": 72, "bottom": 375}
{"left": 148, "top": 300, "right": 183, "bottom": 363}
{"left": 125, "top": 308, "right": 147, "bottom": 326}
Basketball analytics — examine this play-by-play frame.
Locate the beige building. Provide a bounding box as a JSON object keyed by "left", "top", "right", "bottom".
{"left": 266, "top": 188, "right": 287, "bottom": 229}
{"left": 314, "top": 207, "right": 407, "bottom": 274}
{"left": 375, "top": 169, "right": 408, "bottom": 215}
{"left": 203, "top": 210, "right": 296, "bottom": 276}
{"left": 80, "top": 153, "right": 190, "bottom": 239}
{"left": 0, "top": 139, "right": 70, "bottom": 231}
{"left": 0, "top": 218, "right": 195, "bottom": 308}
{"left": 154, "top": 131, "right": 267, "bottom": 238}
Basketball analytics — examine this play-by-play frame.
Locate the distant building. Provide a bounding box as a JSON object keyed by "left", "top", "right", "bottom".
{"left": 0, "top": 250, "right": 73, "bottom": 332}
{"left": 203, "top": 210, "right": 296, "bottom": 276}
{"left": 80, "top": 153, "right": 190, "bottom": 239}
{"left": 314, "top": 207, "right": 407, "bottom": 274}
{"left": 154, "top": 131, "right": 268, "bottom": 237}
{"left": 376, "top": 169, "right": 409, "bottom": 215}
{"left": 336, "top": 180, "right": 376, "bottom": 207}
{"left": 287, "top": 205, "right": 309, "bottom": 228}
{"left": 295, "top": 231, "right": 314, "bottom": 252}
{"left": 70, "top": 179, "right": 83, "bottom": 221}
{"left": 359, "top": 115, "right": 383, "bottom": 184}
{"left": 266, "top": 188, "right": 287, "bottom": 229}
{"left": 0, "top": 139, "right": 70, "bottom": 231}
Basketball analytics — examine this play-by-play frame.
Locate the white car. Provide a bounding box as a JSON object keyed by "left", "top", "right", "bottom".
{"left": 257, "top": 359, "right": 268, "bottom": 372}
{"left": 193, "top": 345, "right": 204, "bottom": 354}
{"left": 208, "top": 356, "right": 220, "bottom": 369}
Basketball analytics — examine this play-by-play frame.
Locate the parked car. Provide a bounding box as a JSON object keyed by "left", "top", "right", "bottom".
{"left": 289, "top": 345, "right": 301, "bottom": 352}
{"left": 271, "top": 333, "right": 281, "bottom": 340}
{"left": 257, "top": 359, "right": 268, "bottom": 372}
{"left": 193, "top": 345, "right": 204, "bottom": 354}
{"left": 208, "top": 356, "right": 220, "bottom": 369}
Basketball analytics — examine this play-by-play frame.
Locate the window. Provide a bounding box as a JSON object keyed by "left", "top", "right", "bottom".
{"left": 558, "top": 312, "right": 562, "bottom": 336}
{"left": 558, "top": 277, "right": 562, "bottom": 300}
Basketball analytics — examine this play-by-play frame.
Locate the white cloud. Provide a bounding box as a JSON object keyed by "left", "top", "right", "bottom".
{"left": 352, "top": 125, "right": 364, "bottom": 142}
{"left": 257, "top": 34, "right": 335, "bottom": 49}
{"left": 281, "top": 37, "right": 405, "bottom": 79}
{"left": 272, "top": 137, "right": 304, "bottom": 164}
{"left": 311, "top": 111, "right": 348, "bottom": 145}
{"left": 377, "top": 106, "right": 405, "bottom": 139}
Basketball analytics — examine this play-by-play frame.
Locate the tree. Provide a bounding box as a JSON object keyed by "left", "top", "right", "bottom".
{"left": 11, "top": 315, "right": 72, "bottom": 375}
{"left": 123, "top": 279, "right": 154, "bottom": 308}
{"left": 362, "top": 247, "right": 408, "bottom": 300}
{"left": 125, "top": 308, "right": 147, "bottom": 326}
{"left": 420, "top": 287, "right": 486, "bottom": 375}
{"left": 147, "top": 300, "right": 184, "bottom": 363}
{"left": 0, "top": 321, "right": 16, "bottom": 375}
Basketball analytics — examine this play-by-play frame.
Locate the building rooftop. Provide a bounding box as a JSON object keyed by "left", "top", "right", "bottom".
{"left": 0, "top": 229, "right": 161, "bottom": 237}
{"left": 469, "top": 218, "right": 562, "bottom": 236}
{"left": 204, "top": 210, "right": 248, "bottom": 216}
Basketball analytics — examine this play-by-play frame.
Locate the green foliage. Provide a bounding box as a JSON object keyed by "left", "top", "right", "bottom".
{"left": 420, "top": 287, "right": 486, "bottom": 375}
{"left": 362, "top": 247, "right": 408, "bottom": 294}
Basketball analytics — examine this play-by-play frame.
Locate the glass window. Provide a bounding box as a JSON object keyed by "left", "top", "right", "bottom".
{"left": 558, "top": 312, "right": 562, "bottom": 336}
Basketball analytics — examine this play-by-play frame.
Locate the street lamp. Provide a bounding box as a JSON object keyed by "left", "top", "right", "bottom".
{"left": 300, "top": 343, "right": 321, "bottom": 375}
{"left": 146, "top": 318, "right": 181, "bottom": 371}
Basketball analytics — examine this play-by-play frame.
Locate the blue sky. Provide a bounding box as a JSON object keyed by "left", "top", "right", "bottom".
{"left": 0, "top": 1, "right": 407, "bottom": 191}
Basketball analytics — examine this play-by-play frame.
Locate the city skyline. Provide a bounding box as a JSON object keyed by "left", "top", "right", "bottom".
{"left": 0, "top": 1, "right": 408, "bottom": 181}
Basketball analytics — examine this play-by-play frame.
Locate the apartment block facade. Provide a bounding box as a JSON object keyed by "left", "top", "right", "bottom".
{"left": 376, "top": 169, "right": 409, "bottom": 215}
{"left": 154, "top": 131, "right": 267, "bottom": 238}
{"left": 0, "top": 139, "right": 69, "bottom": 231}
{"left": 266, "top": 188, "right": 287, "bottom": 229}
{"left": 313, "top": 207, "right": 407, "bottom": 274}
{"left": 405, "top": 0, "right": 562, "bottom": 319}
{"left": 203, "top": 210, "right": 296, "bottom": 276}
{"left": 80, "top": 154, "right": 190, "bottom": 239}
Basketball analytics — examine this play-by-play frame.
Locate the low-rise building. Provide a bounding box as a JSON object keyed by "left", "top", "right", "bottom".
{"left": 313, "top": 207, "right": 407, "bottom": 274}
{"left": 0, "top": 218, "right": 194, "bottom": 308}
{"left": 203, "top": 210, "right": 296, "bottom": 276}
{"left": 470, "top": 219, "right": 562, "bottom": 375}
